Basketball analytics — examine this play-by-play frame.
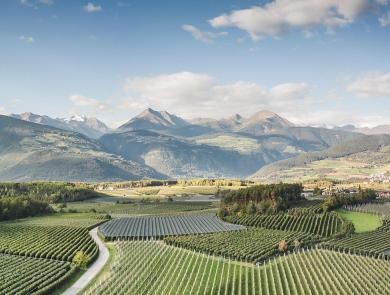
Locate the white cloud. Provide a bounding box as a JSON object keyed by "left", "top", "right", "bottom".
{"left": 182, "top": 24, "right": 227, "bottom": 43}
{"left": 0, "top": 106, "right": 6, "bottom": 115}
{"left": 286, "top": 110, "right": 389, "bottom": 128}
{"left": 83, "top": 2, "right": 102, "bottom": 13}
{"left": 19, "top": 35, "right": 35, "bottom": 43}
{"left": 69, "top": 95, "right": 106, "bottom": 110}
{"left": 122, "top": 71, "right": 313, "bottom": 118}
{"left": 21, "top": 0, "right": 53, "bottom": 8}
{"left": 209, "top": 0, "right": 385, "bottom": 40}
{"left": 379, "top": 11, "right": 390, "bottom": 26}
{"left": 347, "top": 72, "right": 390, "bottom": 98}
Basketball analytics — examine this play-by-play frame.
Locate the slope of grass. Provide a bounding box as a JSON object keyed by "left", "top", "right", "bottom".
{"left": 336, "top": 209, "right": 382, "bottom": 233}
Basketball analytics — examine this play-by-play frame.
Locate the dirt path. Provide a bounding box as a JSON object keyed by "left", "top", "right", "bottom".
{"left": 62, "top": 227, "right": 109, "bottom": 295}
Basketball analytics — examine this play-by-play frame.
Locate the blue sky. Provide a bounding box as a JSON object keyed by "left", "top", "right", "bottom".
{"left": 1, "top": 0, "right": 390, "bottom": 127}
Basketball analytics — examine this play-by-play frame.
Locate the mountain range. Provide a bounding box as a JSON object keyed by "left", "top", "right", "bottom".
{"left": 10, "top": 112, "right": 111, "bottom": 139}
{"left": 1, "top": 108, "right": 389, "bottom": 181}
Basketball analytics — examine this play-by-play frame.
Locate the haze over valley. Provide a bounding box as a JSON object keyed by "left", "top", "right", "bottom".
{"left": 1, "top": 107, "right": 388, "bottom": 181}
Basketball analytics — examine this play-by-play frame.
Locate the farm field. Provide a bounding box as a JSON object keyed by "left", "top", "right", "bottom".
{"left": 225, "top": 212, "right": 343, "bottom": 237}
{"left": 0, "top": 213, "right": 104, "bottom": 294}
{"left": 84, "top": 240, "right": 390, "bottom": 295}
{"left": 345, "top": 202, "right": 390, "bottom": 217}
{"left": 336, "top": 209, "right": 382, "bottom": 233}
{"left": 99, "top": 214, "right": 244, "bottom": 239}
{"left": 324, "top": 230, "right": 390, "bottom": 259}
{"left": 165, "top": 228, "right": 317, "bottom": 263}
{"left": 96, "top": 185, "right": 239, "bottom": 198}
{"left": 0, "top": 253, "right": 74, "bottom": 295}
{"left": 64, "top": 200, "right": 217, "bottom": 216}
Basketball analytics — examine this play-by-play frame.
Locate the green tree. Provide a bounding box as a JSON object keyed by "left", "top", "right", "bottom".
{"left": 246, "top": 201, "right": 256, "bottom": 215}
{"left": 72, "top": 251, "right": 90, "bottom": 269}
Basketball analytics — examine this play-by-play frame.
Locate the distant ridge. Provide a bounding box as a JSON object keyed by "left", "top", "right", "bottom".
{"left": 10, "top": 112, "right": 110, "bottom": 139}
{"left": 0, "top": 115, "right": 164, "bottom": 181}
{"left": 250, "top": 134, "right": 390, "bottom": 180}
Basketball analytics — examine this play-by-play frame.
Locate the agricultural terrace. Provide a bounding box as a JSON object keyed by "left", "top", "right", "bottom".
{"left": 0, "top": 254, "right": 74, "bottom": 295}
{"left": 83, "top": 240, "right": 390, "bottom": 295}
{"left": 225, "top": 212, "right": 344, "bottom": 237}
{"left": 336, "top": 209, "right": 382, "bottom": 233}
{"left": 165, "top": 228, "right": 318, "bottom": 263}
{"left": 99, "top": 214, "right": 244, "bottom": 240}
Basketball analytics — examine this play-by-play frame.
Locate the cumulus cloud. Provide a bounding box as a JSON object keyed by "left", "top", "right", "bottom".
{"left": 19, "top": 35, "right": 35, "bottom": 43}
{"left": 83, "top": 2, "right": 102, "bottom": 13}
{"left": 379, "top": 11, "right": 390, "bottom": 26}
{"left": 209, "top": 0, "right": 385, "bottom": 40}
{"left": 122, "top": 71, "right": 313, "bottom": 118}
{"left": 0, "top": 106, "right": 6, "bottom": 115}
{"left": 69, "top": 94, "right": 106, "bottom": 110}
{"left": 182, "top": 24, "right": 227, "bottom": 43}
{"left": 347, "top": 72, "right": 390, "bottom": 98}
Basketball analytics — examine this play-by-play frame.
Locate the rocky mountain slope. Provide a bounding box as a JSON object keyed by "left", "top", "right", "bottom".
{"left": 0, "top": 115, "right": 163, "bottom": 182}
{"left": 10, "top": 112, "right": 110, "bottom": 139}
{"left": 0, "top": 108, "right": 369, "bottom": 180}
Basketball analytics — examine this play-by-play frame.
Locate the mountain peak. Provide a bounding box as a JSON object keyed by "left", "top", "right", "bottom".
{"left": 119, "top": 108, "right": 189, "bottom": 131}
{"left": 249, "top": 110, "right": 278, "bottom": 120}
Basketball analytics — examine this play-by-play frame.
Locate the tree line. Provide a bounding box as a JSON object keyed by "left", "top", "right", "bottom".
{"left": 0, "top": 197, "right": 52, "bottom": 221}
{"left": 0, "top": 182, "right": 97, "bottom": 203}
{"left": 219, "top": 183, "right": 303, "bottom": 216}
{"left": 322, "top": 188, "right": 377, "bottom": 211}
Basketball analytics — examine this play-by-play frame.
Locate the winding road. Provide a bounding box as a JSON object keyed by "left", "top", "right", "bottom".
{"left": 62, "top": 227, "right": 109, "bottom": 295}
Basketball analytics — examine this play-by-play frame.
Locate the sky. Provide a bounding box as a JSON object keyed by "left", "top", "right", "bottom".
{"left": 0, "top": 0, "right": 390, "bottom": 128}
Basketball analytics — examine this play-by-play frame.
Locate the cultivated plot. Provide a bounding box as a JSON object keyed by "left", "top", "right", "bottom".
{"left": 0, "top": 253, "right": 73, "bottom": 295}
{"left": 99, "top": 214, "right": 245, "bottom": 239}
{"left": 84, "top": 241, "right": 390, "bottom": 295}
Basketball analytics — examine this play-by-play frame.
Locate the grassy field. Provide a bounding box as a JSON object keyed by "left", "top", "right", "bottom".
{"left": 336, "top": 209, "right": 382, "bottom": 233}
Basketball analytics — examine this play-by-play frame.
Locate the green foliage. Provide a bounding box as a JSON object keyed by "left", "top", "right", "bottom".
{"left": 220, "top": 183, "right": 303, "bottom": 214}
{"left": 165, "top": 228, "right": 316, "bottom": 263}
{"left": 324, "top": 230, "right": 390, "bottom": 259}
{"left": 245, "top": 201, "right": 256, "bottom": 215}
{"left": 72, "top": 251, "right": 90, "bottom": 269}
{"left": 225, "top": 212, "right": 344, "bottom": 237}
{"left": 0, "top": 214, "right": 104, "bottom": 263}
{"left": 337, "top": 209, "right": 382, "bottom": 233}
{"left": 84, "top": 241, "right": 390, "bottom": 295}
{"left": 0, "top": 182, "right": 97, "bottom": 203}
{"left": 322, "top": 189, "right": 377, "bottom": 212}
{"left": 0, "top": 197, "right": 52, "bottom": 221}
{"left": 0, "top": 254, "right": 73, "bottom": 295}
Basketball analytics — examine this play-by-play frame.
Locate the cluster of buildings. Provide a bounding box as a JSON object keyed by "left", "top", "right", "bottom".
{"left": 368, "top": 172, "right": 390, "bottom": 183}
